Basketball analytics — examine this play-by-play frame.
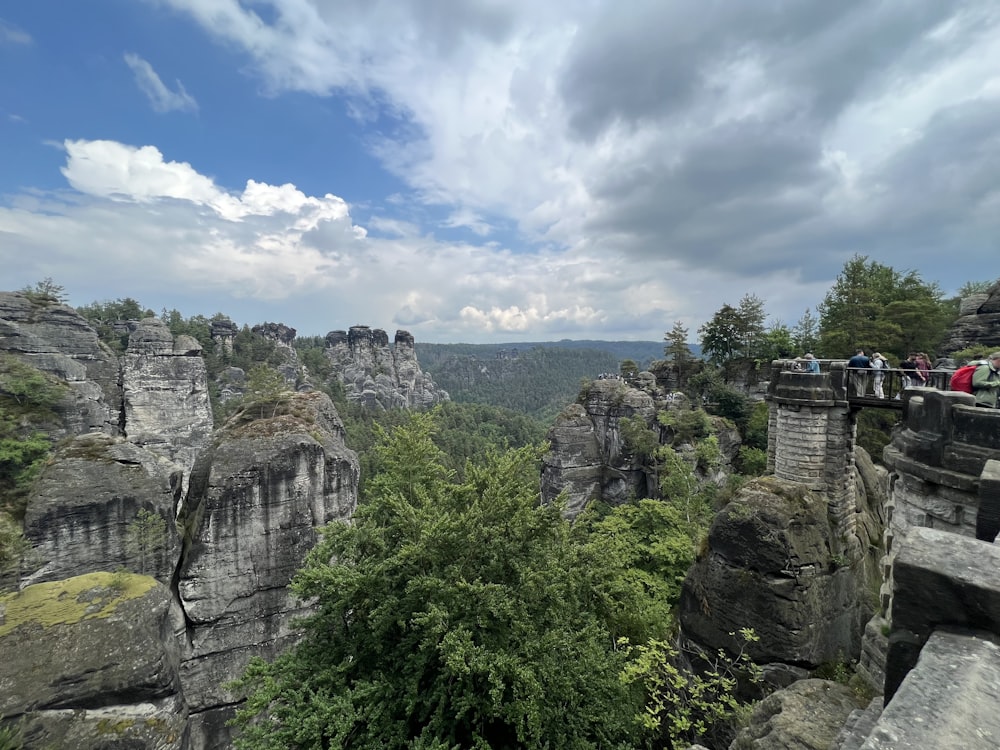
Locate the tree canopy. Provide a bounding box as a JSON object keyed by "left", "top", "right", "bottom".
{"left": 817, "top": 255, "right": 953, "bottom": 360}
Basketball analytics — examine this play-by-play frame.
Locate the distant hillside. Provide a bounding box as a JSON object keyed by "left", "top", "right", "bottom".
{"left": 418, "top": 344, "right": 622, "bottom": 421}
{"left": 418, "top": 339, "right": 687, "bottom": 371}
{"left": 412, "top": 340, "right": 706, "bottom": 421}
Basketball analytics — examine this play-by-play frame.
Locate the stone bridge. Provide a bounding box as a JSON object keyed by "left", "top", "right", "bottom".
{"left": 766, "top": 362, "right": 1000, "bottom": 749}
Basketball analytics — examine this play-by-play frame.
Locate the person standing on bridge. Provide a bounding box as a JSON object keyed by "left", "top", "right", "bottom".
{"left": 972, "top": 353, "right": 1000, "bottom": 408}
{"left": 803, "top": 353, "right": 820, "bottom": 373}
{"left": 847, "top": 349, "right": 871, "bottom": 397}
{"left": 871, "top": 352, "right": 889, "bottom": 398}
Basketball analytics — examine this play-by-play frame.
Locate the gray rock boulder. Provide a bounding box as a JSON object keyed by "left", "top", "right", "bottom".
{"left": 730, "top": 678, "right": 863, "bottom": 750}
{"left": 0, "top": 572, "right": 187, "bottom": 749}
{"left": 680, "top": 477, "right": 873, "bottom": 672}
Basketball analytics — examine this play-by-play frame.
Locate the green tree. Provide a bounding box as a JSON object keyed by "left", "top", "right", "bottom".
{"left": 20, "top": 277, "right": 67, "bottom": 304}
{"left": 620, "top": 358, "right": 640, "bottom": 381}
{"left": 124, "top": 508, "right": 168, "bottom": 575}
{"left": 735, "top": 294, "right": 767, "bottom": 361}
{"left": 664, "top": 322, "right": 695, "bottom": 388}
{"left": 957, "top": 279, "right": 997, "bottom": 297}
{"left": 620, "top": 628, "right": 762, "bottom": 749}
{"left": 817, "top": 255, "right": 953, "bottom": 359}
{"left": 791, "top": 308, "right": 820, "bottom": 356}
{"left": 229, "top": 414, "right": 639, "bottom": 749}
{"left": 245, "top": 365, "right": 290, "bottom": 418}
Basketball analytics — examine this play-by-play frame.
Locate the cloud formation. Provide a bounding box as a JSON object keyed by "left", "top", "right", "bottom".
{"left": 149, "top": 0, "right": 1000, "bottom": 293}
{"left": 0, "top": 18, "right": 32, "bottom": 46}
{"left": 5, "top": 2, "right": 1000, "bottom": 343}
{"left": 124, "top": 53, "right": 198, "bottom": 113}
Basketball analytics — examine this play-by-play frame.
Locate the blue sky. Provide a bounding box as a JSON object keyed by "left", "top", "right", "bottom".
{"left": 2, "top": 2, "right": 999, "bottom": 343}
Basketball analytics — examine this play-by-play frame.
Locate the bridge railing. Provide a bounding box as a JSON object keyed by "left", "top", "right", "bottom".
{"left": 778, "top": 357, "right": 954, "bottom": 401}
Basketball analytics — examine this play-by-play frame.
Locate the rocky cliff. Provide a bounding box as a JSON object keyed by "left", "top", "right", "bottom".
{"left": 939, "top": 281, "right": 1000, "bottom": 355}
{"left": 325, "top": 325, "right": 448, "bottom": 410}
{"left": 540, "top": 376, "right": 740, "bottom": 518}
{"left": 0, "top": 295, "right": 360, "bottom": 750}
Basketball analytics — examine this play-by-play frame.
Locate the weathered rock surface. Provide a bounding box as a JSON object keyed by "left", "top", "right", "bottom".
{"left": 325, "top": 325, "right": 448, "bottom": 410}
{"left": 540, "top": 378, "right": 659, "bottom": 517}
{"left": 0, "top": 572, "right": 187, "bottom": 749}
{"left": 0, "top": 291, "right": 121, "bottom": 437}
{"left": 939, "top": 282, "right": 1000, "bottom": 356}
{"left": 176, "top": 391, "right": 359, "bottom": 749}
{"left": 21, "top": 434, "right": 183, "bottom": 586}
{"left": 730, "top": 678, "right": 863, "bottom": 750}
{"left": 680, "top": 477, "right": 874, "bottom": 671}
{"left": 123, "top": 317, "right": 214, "bottom": 494}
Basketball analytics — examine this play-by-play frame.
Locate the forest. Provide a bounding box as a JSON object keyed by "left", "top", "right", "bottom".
{"left": 1, "top": 256, "right": 996, "bottom": 749}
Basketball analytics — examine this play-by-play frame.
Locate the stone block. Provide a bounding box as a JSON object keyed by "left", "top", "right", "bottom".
{"left": 861, "top": 629, "right": 1000, "bottom": 749}
{"left": 885, "top": 527, "right": 1000, "bottom": 699}
{"left": 976, "top": 459, "right": 1000, "bottom": 542}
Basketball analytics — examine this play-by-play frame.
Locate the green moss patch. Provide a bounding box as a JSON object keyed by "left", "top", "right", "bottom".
{"left": 0, "top": 571, "right": 157, "bottom": 637}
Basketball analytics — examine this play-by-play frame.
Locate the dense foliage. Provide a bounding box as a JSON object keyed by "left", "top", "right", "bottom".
{"left": 229, "top": 413, "right": 753, "bottom": 749}
{"left": 816, "top": 254, "right": 955, "bottom": 360}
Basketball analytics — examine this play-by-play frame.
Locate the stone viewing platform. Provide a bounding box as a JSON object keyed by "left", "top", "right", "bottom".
{"left": 766, "top": 362, "right": 1000, "bottom": 749}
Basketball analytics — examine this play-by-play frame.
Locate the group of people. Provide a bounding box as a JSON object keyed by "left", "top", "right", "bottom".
{"left": 844, "top": 349, "right": 1000, "bottom": 407}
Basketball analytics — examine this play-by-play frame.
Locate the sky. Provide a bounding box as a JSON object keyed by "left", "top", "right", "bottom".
{"left": 1, "top": 2, "right": 998, "bottom": 344}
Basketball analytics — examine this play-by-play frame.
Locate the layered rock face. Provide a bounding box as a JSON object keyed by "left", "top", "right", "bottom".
{"left": 1, "top": 301, "right": 361, "bottom": 750}
{"left": 0, "top": 291, "right": 120, "bottom": 437}
{"left": 325, "top": 326, "right": 448, "bottom": 410}
{"left": 177, "top": 392, "right": 358, "bottom": 749}
{"left": 0, "top": 572, "right": 188, "bottom": 750}
{"left": 540, "top": 378, "right": 740, "bottom": 518}
{"left": 21, "top": 434, "right": 183, "bottom": 587}
{"left": 540, "top": 378, "right": 659, "bottom": 517}
{"left": 939, "top": 282, "right": 1000, "bottom": 355}
{"left": 679, "top": 476, "right": 877, "bottom": 677}
{"left": 123, "top": 317, "right": 214, "bottom": 495}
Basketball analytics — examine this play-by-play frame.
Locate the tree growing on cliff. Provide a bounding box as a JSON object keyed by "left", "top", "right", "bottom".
{"left": 229, "top": 413, "right": 640, "bottom": 748}
{"left": 245, "top": 365, "right": 291, "bottom": 418}
{"left": 664, "top": 321, "right": 696, "bottom": 388}
{"left": 124, "top": 509, "right": 168, "bottom": 575}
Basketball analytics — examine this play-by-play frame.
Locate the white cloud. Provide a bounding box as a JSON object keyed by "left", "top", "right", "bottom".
{"left": 124, "top": 53, "right": 199, "bottom": 113}
{"left": 0, "top": 19, "right": 32, "bottom": 46}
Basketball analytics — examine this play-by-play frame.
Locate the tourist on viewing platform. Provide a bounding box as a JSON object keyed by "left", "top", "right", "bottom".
{"left": 916, "top": 352, "right": 932, "bottom": 386}
{"left": 803, "top": 352, "right": 820, "bottom": 373}
{"left": 899, "top": 354, "right": 919, "bottom": 390}
{"left": 972, "top": 353, "right": 1000, "bottom": 408}
{"left": 871, "top": 352, "right": 889, "bottom": 398}
{"left": 847, "top": 349, "right": 871, "bottom": 396}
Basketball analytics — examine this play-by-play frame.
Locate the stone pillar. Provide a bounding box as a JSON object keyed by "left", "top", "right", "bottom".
{"left": 767, "top": 367, "right": 857, "bottom": 543}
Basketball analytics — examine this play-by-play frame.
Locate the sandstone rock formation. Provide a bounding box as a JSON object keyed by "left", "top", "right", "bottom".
{"left": 730, "top": 678, "right": 864, "bottom": 750}
{"left": 1, "top": 298, "right": 361, "bottom": 750}
{"left": 679, "top": 475, "right": 877, "bottom": 675}
{"left": 177, "top": 391, "right": 358, "bottom": 748}
{"left": 123, "top": 317, "right": 214, "bottom": 495}
{"left": 325, "top": 325, "right": 448, "bottom": 410}
{"left": 540, "top": 378, "right": 739, "bottom": 518}
{"left": 0, "top": 572, "right": 188, "bottom": 749}
{"left": 939, "top": 281, "right": 1000, "bottom": 356}
{"left": 21, "top": 434, "right": 183, "bottom": 587}
{"left": 0, "top": 291, "right": 120, "bottom": 437}
{"left": 540, "top": 378, "right": 658, "bottom": 517}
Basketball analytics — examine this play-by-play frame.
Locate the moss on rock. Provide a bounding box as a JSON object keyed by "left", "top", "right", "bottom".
{"left": 0, "top": 571, "right": 157, "bottom": 637}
